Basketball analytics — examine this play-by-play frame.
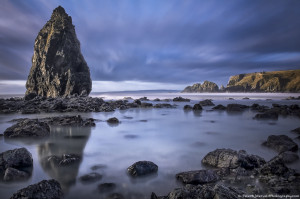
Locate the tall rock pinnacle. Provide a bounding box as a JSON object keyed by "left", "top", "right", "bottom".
{"left": 25, "top": 6, "right": 92, "bottom": 98}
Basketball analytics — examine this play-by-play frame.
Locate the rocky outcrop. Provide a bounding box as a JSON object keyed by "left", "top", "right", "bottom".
{"left": 182, "top": 81, "right": 219, "bottom": 93}
{"left": 10, "top": 179, "right": 63, "bottom": 199}
{"left": 226, "top": 70, "right": 300, "bottom": 92}
{"left": 127, "top": 161, "right": 158, "bottom": 177}
{"left": 0, "top": 148, "right": 33, "bottom": 182}
{"left": 25, "top": 6, "right": 92, "bottom": 98}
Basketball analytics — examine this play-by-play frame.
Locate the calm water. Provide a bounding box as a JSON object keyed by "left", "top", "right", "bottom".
{"left": 0, "top": 92, "right": 300, "bottom": 199}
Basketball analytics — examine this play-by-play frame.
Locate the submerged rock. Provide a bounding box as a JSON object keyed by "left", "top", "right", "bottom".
{"left": 212, "top": 104, "right": 226, "bottom": 110}
{"left": 10, "top": 179, "right": 63, "bottom": 199}
{"left": 199, "top": 99, "right": 215, "bottom": 106}
{"left": 3, "top": 167, "right": 29, "bottom": 182}
{"left": 226, "top": 104, "right": 249, "bottom": 112}
{"left": 193, "top": 104, "right": 203, "bottom": 111}
{"left": 25, "top": 6, "right": 91, "bottom": 98}
{"left": 254, "top": 111, "right": 278, "bottom": 120}
{"left": 79, "top": 172, "right": 102, "bottom": 183}
{"left": 127, "top": 161, "right": 158, "bottom": 177}
{"left": 183, "top": 105, "right": 192, "bottom": 110}
{"left": 173, "top": 97, "right": 190, "bottom": 102}
{"left": 4, "top": 119, "right": 50, "bottom": 138}
{"left": 291, "top": 127, "right": 300, "bottom": 134}
{"left": 262, "top": 135, "right": 298, "bottom": 153}
{"left": 176, "top": 170, "right": 219, "bottom": 184}
{"left": 107, "top": 117, "right": 119, "bottom": 124}
{"left": 98, "top": 183, "right": 117, "bottom": 192}
{"left": 43, "top": 154, "right": 81, "bottom": 167}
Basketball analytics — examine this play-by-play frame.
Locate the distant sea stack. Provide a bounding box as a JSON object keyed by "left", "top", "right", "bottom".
{"left": 182, "top": 80, "right": 219, "bottom": 93}
{"left": 226, "top": 70, "right": 300, "bottom": 92}
{"left": 25, "top": 6, "right": 92, "bottom": 99}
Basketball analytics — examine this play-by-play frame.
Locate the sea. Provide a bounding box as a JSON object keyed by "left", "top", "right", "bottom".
{"left": 0, "top": 91, "right": 300, "bottom": 199}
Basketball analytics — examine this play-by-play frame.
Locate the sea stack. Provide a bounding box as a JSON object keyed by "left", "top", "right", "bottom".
{"left": 25, "top": 6, "right": 92, "bottom": 99}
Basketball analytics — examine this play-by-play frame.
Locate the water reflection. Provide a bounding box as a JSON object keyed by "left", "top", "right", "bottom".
{"left": 38, "top": 126, "right": 91, "bottom": 192}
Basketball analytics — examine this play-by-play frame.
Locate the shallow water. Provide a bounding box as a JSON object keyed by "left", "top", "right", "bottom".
{"left": 0, "top": 92, "right": 300, "bottom": 199}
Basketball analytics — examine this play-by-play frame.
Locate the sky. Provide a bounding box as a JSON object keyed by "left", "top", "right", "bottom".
{"left": 0, "top": 0, "right": 300, "bottom": 92}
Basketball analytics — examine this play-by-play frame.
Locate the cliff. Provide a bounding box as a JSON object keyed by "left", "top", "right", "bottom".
{"left": 25, "top": 6, "right": 92, "bottom": 99}
{"left": 226, "top": 69, "right": 300, "bottom": 92}
{"left": 182, "top": 81, "right": 219, "bottom": 93}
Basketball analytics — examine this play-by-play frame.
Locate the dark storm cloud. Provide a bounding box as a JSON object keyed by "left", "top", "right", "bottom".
{"left": 0, "top": 0, "right": 299, "bottom": 86}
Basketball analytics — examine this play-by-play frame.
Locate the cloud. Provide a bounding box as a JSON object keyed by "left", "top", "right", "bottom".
{"left": 0, "top": 0, "right": 299, "bottom": 89}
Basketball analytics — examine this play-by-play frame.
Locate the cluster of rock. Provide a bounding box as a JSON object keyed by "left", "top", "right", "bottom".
{"left": 182, "top": 81, "right": 220, "bottom": 93}
{"left": 152, "top": 142, "right": 300, "bottom": 198}
{"left": 0, "top": 96, "right": 179, "bottom": 114}
{"left": 25, "top": 6, "right": 91, "bottom": 99}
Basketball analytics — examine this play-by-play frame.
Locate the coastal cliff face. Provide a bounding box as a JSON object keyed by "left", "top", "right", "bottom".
{"left": 226, "top": 70, "right": 300, "bottom": 92}
{"left": 25, "top": 6, "right": 92, "bottom": 98}
{"left": 182, "top": 80, "right": 219, "bottom": 93}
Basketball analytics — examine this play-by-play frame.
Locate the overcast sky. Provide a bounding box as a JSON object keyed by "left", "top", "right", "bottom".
{"left": 0, "top": 0, "right": 300, "bottom": 92}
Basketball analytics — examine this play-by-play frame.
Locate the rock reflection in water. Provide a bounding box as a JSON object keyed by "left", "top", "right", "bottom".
{"left": 38, "top": 126, "right": 91, "bottom": 192}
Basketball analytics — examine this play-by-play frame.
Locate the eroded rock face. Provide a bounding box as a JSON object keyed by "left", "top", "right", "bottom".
{"left": 25, "top": 6, "right": 92, "bottom": 98}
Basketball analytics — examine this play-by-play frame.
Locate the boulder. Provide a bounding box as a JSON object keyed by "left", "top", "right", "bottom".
{"left": 193, "top": 104, "right": 203, "bottom": 111}
{"left": 199, "top": 99, "right": 215, "bottom": 106}
{"left": 25, "top": 6, "right": 92, "bottom": 98}
{"left": 127, "top": 161, "right": 158, "bottom": 177}
{"left": 10, "top": 179, "right": 63, "bottom": 199}
{"left": 202, "top": 149, "right": 265, "bottom": 170}
{"left": 262, "top": 135, "right": 298, "bottom": 153}
{"left": 213, "top": 104, "right": 226, "bottom": 110}
{"left": 0, "top": 148, "right": 33, "bottom": 172}
{"left": 4, "top": 119, "right": 50, "bottom": 138}
{"left": 259, "top": 157, "right": 290, "bottom": 176}
{"left": 183, "top": 105, "right": 192, "bottom": 110}
{"left": 176, "top": 170, "right": 219, "bottom": 184}
{"left": 79, "top": 172, "right": 102, "bottom": 183}
{"left": 201, "top": 149, "right": 239, "bottom": 169}
{"left": 107, "top": 117, "right": 119, "bottom": 124}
